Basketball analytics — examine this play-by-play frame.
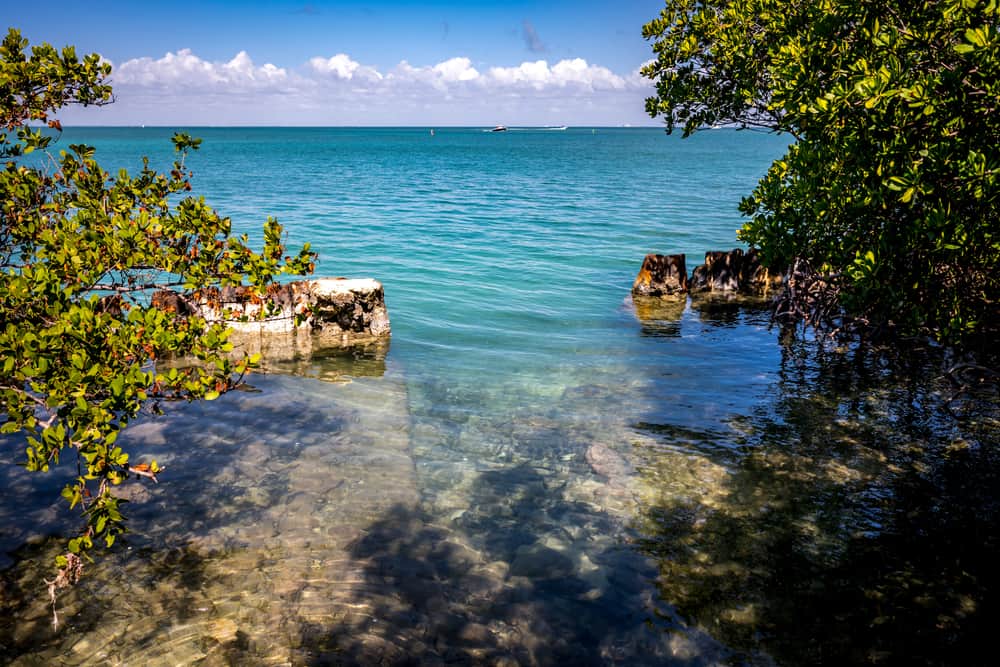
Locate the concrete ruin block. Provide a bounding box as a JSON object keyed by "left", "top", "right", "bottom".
{"left": 308, "top": 278, "right": 391, "bottom": 347}
{"left": 690, "top": 249, "right": 745, "bottom": 292}
{"left": 631, "top": 254, "right": 688, "bottom": 297}
{"left": 740, "top": 248, "right": 784, "bottom": 293}
{"left": 152, "top": 277, "right": 390, "bottom": 360}
{"left": 688, "top": 248, "right": 785, "bottom": 293}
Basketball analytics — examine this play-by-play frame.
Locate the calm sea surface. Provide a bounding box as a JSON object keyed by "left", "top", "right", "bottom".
{"left": 2, "top": 128, "right": 997, "bottom": 665}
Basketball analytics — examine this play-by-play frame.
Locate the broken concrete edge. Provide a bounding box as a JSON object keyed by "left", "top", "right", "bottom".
{"left": 631, "top": 249, "right": 785, "bottom": 297}
{"left": 151, "top": 277, "right": 390, "bottom": 362}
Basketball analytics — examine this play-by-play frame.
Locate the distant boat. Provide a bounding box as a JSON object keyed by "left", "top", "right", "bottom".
{"left": 544, "top": 126, "right": 568, "bottom": 131}
{"left": 490, "top": 125, "right": 508, "bottom": 132}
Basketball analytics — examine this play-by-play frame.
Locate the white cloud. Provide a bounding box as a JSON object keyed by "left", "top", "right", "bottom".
{"left": 488, "top": 59, "right": 551, "bottom": 88}
{"left": 113, "top": 49, "right": 638, "bottom": 95}
{"left": 387, "top": 57, "right": 480, "bottom": 92}
{"left": 309, "top": 54, "right": 358, "bottom": 79}
{"left": 225, "top": 51, "right": 287, "bottom": 82}
{"left": 488, "top": 58, "right": 625, "bottom": 90}
{"left": 73, "top": 48, "right": 657, "bottom": 126}
{"left": 433, "top": 57, "right": 480, "bottom": 82}
{"left": 551, "top": 58, "right": 624, "bottom": 89}
{"left": 114, "top": 49, "right": 288, "bottom": 89}
{"left": 308, "top": 54, "right": 382, "bottom": 81}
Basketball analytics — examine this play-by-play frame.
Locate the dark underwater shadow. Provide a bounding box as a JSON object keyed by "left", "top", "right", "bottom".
{"left": 0, "top": 360, "right": 398, "bottom": 663}
{"left": 288, "top": 463, "right": 733, "bottom": 666}
{"left": 631, "top": 336, "right": 1000, "bottom": 665}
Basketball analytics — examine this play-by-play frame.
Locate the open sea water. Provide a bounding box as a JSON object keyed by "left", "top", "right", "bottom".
{"left": 2, "top": 128, "right": 998, "bottom": 665}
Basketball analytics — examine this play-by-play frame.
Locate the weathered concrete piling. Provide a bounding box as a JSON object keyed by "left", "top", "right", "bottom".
{"left": 631, "top": 253, "right": 688, "bottom": 296}
{"left": 632, "top": 249, "right": 783, "bottom": 297}
{"left": 153, "top": 278, "right": 390, "bottom": 359}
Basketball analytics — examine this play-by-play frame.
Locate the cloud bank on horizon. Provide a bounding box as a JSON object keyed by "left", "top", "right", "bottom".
{"left": 66, "top": 48, "right": 656, "bottom": 126}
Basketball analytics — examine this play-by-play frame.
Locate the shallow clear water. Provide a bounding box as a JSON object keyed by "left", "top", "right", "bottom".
{"left": 2, "top": 128, "right": 998, "bottom": 665}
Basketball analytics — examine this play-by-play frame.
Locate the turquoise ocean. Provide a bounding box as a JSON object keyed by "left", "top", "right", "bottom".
{"left": 2, "top": 128, "right": 998, "bottom": 665}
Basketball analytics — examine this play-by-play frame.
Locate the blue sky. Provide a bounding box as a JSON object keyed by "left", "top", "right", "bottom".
{"left": 7, "top": 1, "right": 667, "bottom": 126}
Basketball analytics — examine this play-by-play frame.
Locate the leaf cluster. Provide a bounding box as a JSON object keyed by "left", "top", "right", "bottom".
{"left": 0, "top": 29, "right": 317, "bottom": 583}
{"left": 643, "top": 0, "right": 1000, "bottom": 344}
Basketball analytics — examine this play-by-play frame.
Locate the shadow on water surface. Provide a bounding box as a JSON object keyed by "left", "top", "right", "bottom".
{"left": 630, "top": 298, "right": 1000, "bottom": 665}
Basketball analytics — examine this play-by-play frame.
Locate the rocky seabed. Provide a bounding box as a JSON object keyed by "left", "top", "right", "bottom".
{"left": 1, "top": 354, "right": 738, "bottom": 666}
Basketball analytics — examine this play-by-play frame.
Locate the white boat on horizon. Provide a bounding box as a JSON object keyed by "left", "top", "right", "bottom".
{"left": 490, "top": 125, "right": 508, "bottom": 132}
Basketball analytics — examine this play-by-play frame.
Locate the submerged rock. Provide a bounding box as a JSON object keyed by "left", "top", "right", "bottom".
{"left": 586, "top": 443, "right": 634, "bottom": 487}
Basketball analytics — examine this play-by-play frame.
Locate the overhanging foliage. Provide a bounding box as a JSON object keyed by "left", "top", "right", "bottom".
{"left": 643, "top": 0, "right": 999, "bottom": 344}
{"left": 0, "top": 28, "right": 316, "bottom": 610}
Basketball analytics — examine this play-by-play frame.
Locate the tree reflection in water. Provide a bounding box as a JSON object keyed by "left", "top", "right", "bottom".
{"left": 632, "top": 323, "right": 1000, "bottom": 665}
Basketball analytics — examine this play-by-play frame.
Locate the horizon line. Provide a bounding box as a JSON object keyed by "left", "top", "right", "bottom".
{"left": 44, "top": 124, "right": 666, "bottom": 129}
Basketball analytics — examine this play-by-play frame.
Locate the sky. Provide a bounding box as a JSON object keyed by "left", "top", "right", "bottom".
{"left": 6, "top": 1, "right": 668, "bottom": 126}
